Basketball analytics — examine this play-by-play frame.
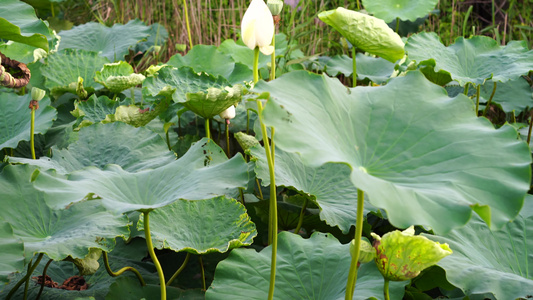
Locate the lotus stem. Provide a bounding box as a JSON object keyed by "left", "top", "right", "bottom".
{"left": 356, "top": 0, "right": 360, "bottom": 10}
{"left": 103, "top": 251, "right": 146, "bottom": 286}
{"left": 6, "top": 253, "right": 44, "bottom": 300}
{"left": 256, "top": 99, "right": 278, "bottom": 300}
{"left": 35, "top": 259, "right": 53, "bottom": 300}
{"left": 30, "top": 106, "right": 36, "bottom": 160}
{"left": 294, "top": 197, "right": 308, "bottom": 234}
{"left": 270, "top": 35, "right": 276, "bottom": 81}
{"left": 166, "top": 252, "right": 191, "bottom": 286}
{"left": 143, "top": 211, "right": 166, "bottom": 300}
{"left": 345, "top": 189, "right": 365, "bottom": 300}
{"left": 383, "top": 279, "right": 390, "bottom": 300}
{"left": 475, "top": 84, "right": 481, "bottom": 116}
{"left": 482, "top": 82, "right": 498, "bottom": 117}
{"left": 253, "top": 47, "right": 260, "bottom": 84}
{"left": 183, "top": 0, "right": 193, "bottom": 49}
{"left": 225, "top": 120, "right": 230, "bottom": 157}
{"left": 464, "top": 82, "right": 470, "bottom": 96}
{"left": 352, "top": 47, "right": 357, "bottom": 87}
{"left": 395, "top": 17, "right": 400, "bottom": 33}
{"left": 199, "top": 255, "right": 206, "bottom": 291}
{"left": 205, "top": 118, "right": 211, "bottom": 139}
{"left": 527, "top": 111, "right": 533, "bottom": 145}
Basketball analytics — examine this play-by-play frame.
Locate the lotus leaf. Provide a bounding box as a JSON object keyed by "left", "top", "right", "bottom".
{"left": 259, "top": 70, "right": 531, "bottom": 233}
{"left": 405, "top": 32, "right": 533, "bottom": 85}
{"left": 0, "top": 220, "right": 24, "bottom": 290}
{"left": 249, "top": 145, "right": 378, "bottom": 233}
{"left": 318, "top": 8, "right": 405, "bottom": 63}
{"left": 206, "top": 232, "right": 407, "bottom": 299}
{"left": 137, "top": 196, "right": 256, "bottom": 254}
{"left": 8, "top": 122, "right": 176, "bottom": 174}
{"left": 0, "top": 93, "right": 57, "bottom": 151}
{"left": 41, "top": 49, "right": 109, "bottom": 96}
{"left": 94, "top": 62, "right": 145, "bottom": 93}
{"left": 58, "top": 19, "right": 150, "bottom": 61}
{"left": 0, "top": 164, "right": 130, "bottom": 261}
{"left": 362, "top": 0, "right": 439, "bottom": 23}
{"left": 0, "top": 0, "right": 50, "bottom": 51}
{"left": 428, "top": 197, "right": 533, "bottom": 299}
{"left": 33, "top": 138, "right": 248, "bottom": 213}
{"left": 320, "top": 53, "right": 395, "bottom": 84}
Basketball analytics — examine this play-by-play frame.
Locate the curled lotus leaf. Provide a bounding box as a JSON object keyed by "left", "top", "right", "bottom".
{"left": 318, "top": 7, "right": 404, "bottom": 63}
{"left": 371, "top": 226, "right": 452, "bottom": 281}
{"left": 94, "top": 61, "right": 146, "bottom": 93}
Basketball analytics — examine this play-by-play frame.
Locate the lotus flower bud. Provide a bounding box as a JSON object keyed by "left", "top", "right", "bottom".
{"left": 350, "top": 238, "right": 375, "bottom": 264}
{"left": 219, "top": 105, "right": 236, "bottom": 119}
{"left": 241, "top": 0, "right": 275, "bottom": 55}
{"left": 31, "top": 87, "right": 46, "bottom": 102}
{"left": 267, "top": 0, "right": 283, "bottom": 16}
{"left": 371, "top": 226, "right": 452, "bottom": 281}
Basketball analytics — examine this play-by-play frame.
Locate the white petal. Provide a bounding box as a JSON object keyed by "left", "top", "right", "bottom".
{"left": 241, "top": 0, "right": 274, "bottom": 50}
{"left": 219, "top": 105, "right": 236, "bottom": 119}
{"left": 259, "top": 45, "right": 274, "bottom": 55}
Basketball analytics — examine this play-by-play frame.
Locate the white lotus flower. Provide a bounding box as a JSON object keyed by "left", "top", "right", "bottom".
{"left": 219, "top": 105, "right": 236, "bottom": 119}
{"left": 241, "top": 0, "right": 275, "bottom": 55}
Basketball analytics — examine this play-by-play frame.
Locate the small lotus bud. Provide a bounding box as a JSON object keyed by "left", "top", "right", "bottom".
{"left": 31, "top": 87, "right": 46, "bottom": 101}
{"left": 153, "top": 45, "right": 161, "bottom": 54}
{"left": 350, "top": 238, "right": 375, "bottom": 264}
{"left": 267, "top": 0, "right": 283, "bottom": 16}
{"left": 219, "top": 105, "right": 236, "bottom": 119}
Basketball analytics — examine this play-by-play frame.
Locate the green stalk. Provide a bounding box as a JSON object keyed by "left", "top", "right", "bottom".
{"left": 356, "top": 0, "right": 360, "bottom": 10}
{"left": 383, "top": 279, "right": 390, "bottom": 300}
{"left": 205, "top": 118, "right": 211, "bottom": 139}
{"left": 199, "top": 256, "right": 206, "bottom": 291}
{"left": 256, "top": 99, "right": 277, "bottom": 300}
{"left": 482, "top": 82, "right": 498, "bottom": 117}
{"left": 6, "top": 253, "right": 44, "bottom": 300}
{"left": 294, "top": 198, "right": 308, "bottom": 234}
{"left": 30, "top": 106, "right": 36, "bottom": 160}
{"left": 395, "top": 17, "right": 400, "bottom": 33}
{"left": 270, "top": 35, "right": 276, "bottom": 81}
{"left": 143, "top": 211, "right": 166, "bottom": 300}
{"left": 527, "top": 111, "right": 533, "bottom": 145}
{"left": 345, "top": 189, "right": 365, "bottom": 300}
{"left": 103, "top": 251, "right": 146, "bottom": 286}
{"left": 225, "top": 120, "right": 230, "bottom": 157}
{"left": 253, "top": 47, "right": 260, "bottom": 84}
{"left": 475, "top": 84, "right": 481, "bottom": 116}
{"left": 35, "top": 259, "right": 53, "bottom": 300}
{"left": 351, "top": 47, "right": 357, "bottom": 87}
{"left": 463, "top": 82, "right": 470, "bottom": 96}
{"left": 166, "top": 253, "right": 191, "bottom": 286}
{"left": 183, "top": 0, "right": 193, "bottom": 49}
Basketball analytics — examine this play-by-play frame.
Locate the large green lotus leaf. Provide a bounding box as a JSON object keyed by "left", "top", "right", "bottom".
{"left": 249, "top": 145, "right": 378, "bottom": 233}
{"left": 143, "top": 66, "right": 228, "bottom": 102}
{"left": 41, "top": 49, "right": 109, "bottom": 95}
{"left": 0, "top": 220, "right": 24, "bottom": 290}
{"left": 0, "top": 93, "right": 57, "bottom": 151}
{"left": 362, "top": 0, "right": 439, "bottom": 23}
{"left": 134, "top": 22, "right": 169, "bottom": 53}
{"left": 0, "top": 0, "right": 50, "bottom": 51}
{"left": 8, "top": 122, "right": 176, "bottom": 174}
{"left": 0, "top": 164, "right": 130, "bottom": 261}
{"left": 184, "top": 84, "right": 243, "bottom": 119}
{"left": 33, "top": 138, "right": 249, "bottom": 213}
{"left": 137, "top": 196, "right": 256, "bottom": 254}
{"left": 318, "top": 8, "right": 405, "bottom": 63}
{"left": 106, "top": 277, "right": 204, "bottom": 300}
{"left": 259, "top": 70, "right": 531, "bottom": 234}
{"left": 480, "top": 78, "right": 533, "bottom": 114}
{"left": 167, "top": 45, "right": 236, "bottom": 79}
{"left": 58, "top": 20, "right": 150, "bottom": 61}
{"left": 427, "top": 197, "right": 533, "bottom": 299}
{"left": 94, "top": 62, "right": 145, "bottom": 93}
{"left": 405, "top": 32, "right": 533, "bottom": 85}
{"left": 0, "top": 41, "right": 44, "bottom": 64}
{"left": 320, "top": 54, "right": 395, "bottom": 84}
{"left": 206, "top": 232, "right": 407, "bottom": 299}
